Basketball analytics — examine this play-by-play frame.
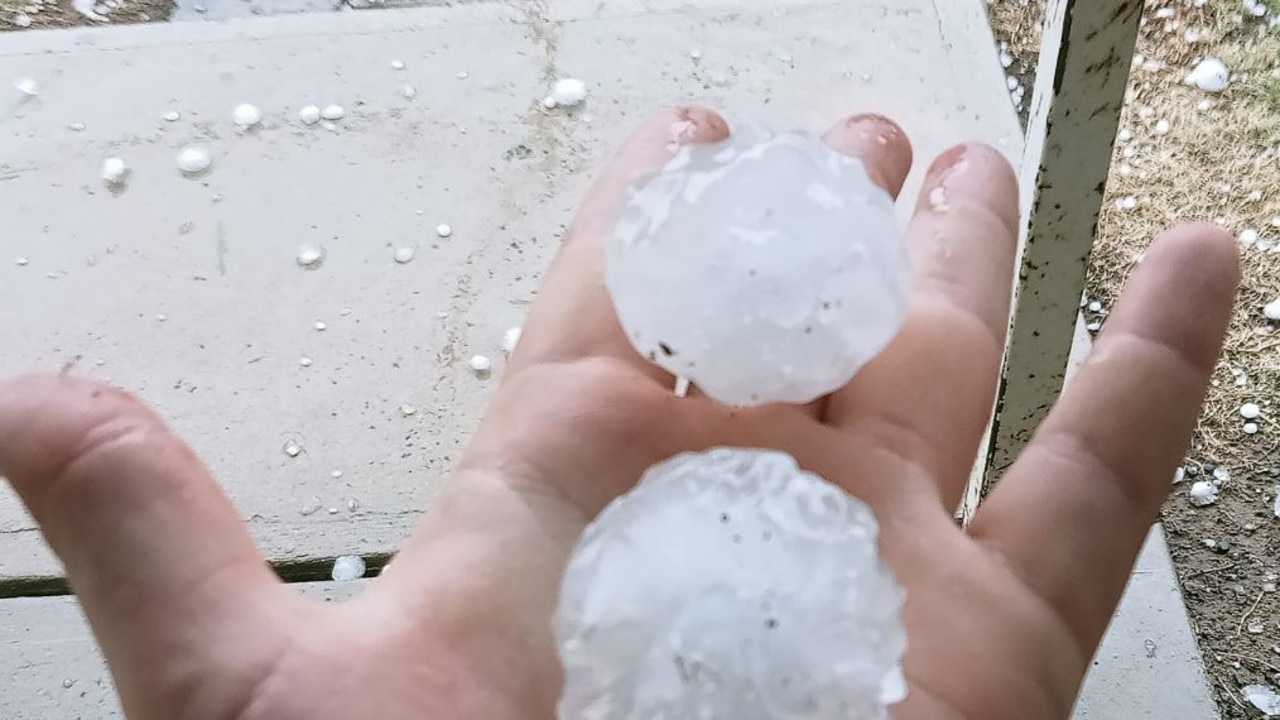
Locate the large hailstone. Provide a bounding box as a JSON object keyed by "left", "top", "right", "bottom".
{"left": 606, "top": 127, "right": 908, "bottom": 406}
{"left": 555, "top": 448, "right": 907, "bottom": 720}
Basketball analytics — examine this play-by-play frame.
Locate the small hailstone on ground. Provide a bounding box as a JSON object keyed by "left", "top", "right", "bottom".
{"left": 100, "top": 157, "right": 128, "bottom": 186}
{"left": 1185, "top": 57, "right": 1230, "bottom": 92}
{"left": 456, "top": 70, "right": 469, "bottom": 79}
{"left": 68, "top": 122, "right": 86, "bottom": 131}
{"left": 320, "top": 104, "right": 345, "bottom": 121}
{"left": 393, "top": 246, "right": 416, "bottom": 264}
{"left": 1263, "top": 296, "right": 1280, "bottom": 320}
{"left": 390, "top": 59, "right": 405, "bottom": 70}
{"left": 233, "top": 103, "right": 262, "bottom": 127}
{"left": 555, "top": 448, "right": 906, "bottom": 720}
{"left": 331, "top": 469, "right": 343, "bottom": 478}
{"left": 1241, "top": 228, "right": 1260, "bottom": 246}
{"left": 176, "top": 146, "right": 212, "bottom": 175}
{"left": 298, "top": 105, "right": 321, "bottom": 124}
{"left": 1244, "top": 685, "right": 1280, "bottom": 715}
{"left": 400, "top": 83, "right": 416, "bottom": 99}
{"left": 1189, "top": 480, "right": 1219, "bottom": 506}
{"left": 1241, "top": 402, "right": 1261, "bottom": 419}
{"left": 1213, "top": 465, "right": 1231, "bottom": 483}
{"left": 313, "top": 320, "right": 327, "bottom": 331}
{"left": 283, "top": 440, "right": 302, "bottom": 457}
{"left": 299, "top": 356, "right": 313, "bottom": 367}
{"left": 435, "top": 223, "right": 453, "bottom": 238}
{"left": 999, "top": 49, "right": 1013, "bottom": 68}
{"left": 1244, "top": 422, "right": 1260, "bottom": 435}
{"left": 399, "top": 403, "right": 417, "bottom": 417}
{"left": 163, "top": 110, "right": 180, "bottom": 122}
{"left": 541, "top": 96, "right": 558, "bottom": 109}
{"left": 469, "top": 354, "right": 492, "bottom": 375}
{"left": 1154, "top": 119, "right": 1171, "bottom": 135}
{"left": 1173, "top": 467, "right": 1186, "bottom": 484}
{"left": 690, "top": 48, "right": 703, "bottom": 61}
{"left": 607, "top": 126, "right": 907, "bottom": 406}
{"left": 1087, "top": 300, "right": 1103, "bottom": 312}
{"left": 502, "top": 326, "right": 522, "bottom": 354}
{"left": 1116, "top": 196, "right": 1139, "bottom": 210}
{"left": 331, "top": 555, "right": 366, "bottom": 582}
{"left": 14, "top": 77, "right": 39, "bottom": 96}
{"left": 1117, "top": 128, "right": 1133, "bottom": 142}
{"left": 1005, "top": 75, "right": 1019, "bottom": 91}
{"left": 549, "top": 77, "right": 588, "bottom": 107}
{"left": 1085, "top": 320, "right": 1102, "bottom": 332}
{"left": 15, "top": 257, "right": 28, "bottom": 266}
{"left": 14, "top": 12, "right": 32, "bottom": 27}
{"left": 296, "top": 244, "right": 326, "bottom": 270}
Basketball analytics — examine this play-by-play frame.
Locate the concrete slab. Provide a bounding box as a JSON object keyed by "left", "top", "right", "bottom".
{"left": 1073, "top": 526, "right": 1221, "bottom": 720}
{"left": 0, "top": 581, "right": 363, "bottom": 719}
{"left": 0, "top": 0, "right": 1022, "bottom": 582}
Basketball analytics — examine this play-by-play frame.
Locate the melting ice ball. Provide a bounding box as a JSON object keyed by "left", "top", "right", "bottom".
{"left": 555, "top": 448, "right": 907, "bottom": 720}
{"left": 606, "top": 127, "right": 908, "bottom": 406}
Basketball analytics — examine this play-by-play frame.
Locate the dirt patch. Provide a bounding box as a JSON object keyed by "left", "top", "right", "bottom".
{"left": 2, "top": 0, "right": 172, "bottom": 31}
{"left": 987, "top": 0, "right": 1280, "bottom": 716}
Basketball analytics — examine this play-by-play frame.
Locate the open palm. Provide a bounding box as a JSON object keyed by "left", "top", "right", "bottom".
{"left": 0, "top": 107, "right": 1236, "bottom": 720}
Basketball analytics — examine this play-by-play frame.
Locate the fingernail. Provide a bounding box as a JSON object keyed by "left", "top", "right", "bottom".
{"left": 827, "top": 113, "right": 902, "bottom": 152}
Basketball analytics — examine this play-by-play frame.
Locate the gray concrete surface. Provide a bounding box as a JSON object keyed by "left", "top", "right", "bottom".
{"left": 0, "top": 0, "right": 1022, "bottom": 582}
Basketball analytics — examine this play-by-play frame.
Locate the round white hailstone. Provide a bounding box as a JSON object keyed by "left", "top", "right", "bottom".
{"left": 176, "top": 146, "right": 212, "bottom": 175}
{"left": 1154, "top": 119, "right": 1171, "bottom": 136}
{"left": 1241, "top": 228, "right": 1260, "bottom": 246}
{"left": 1245, "top": 422, "right": 1260, "bottom": 435}
{"left": 1185, "top": 57, "right": 1230, "bottom": 92}
{"left": 456, "top": 70, "right": 469, "bottom": 79}
{"left": 1213, "top": 466, "right": 1231, "bottom": 483}
{"left": 1087, "top": 300, "right": 1103, "bottom": 312}
{"left": 1189, "top": 480, "right": 1219, "bottom": 506}
{"left": 608, "top": 127, "right": 908, "bottom": 406}
{"left": 1241, "top": 402, "right": 1261, "bottom": 419}
{"left": 555, "top": 448, "right": 906, "bottom": 720}
{"left": 390, "top": 59, "right": 405, "bottom": 70}
{"left": 550, "top": 77, "right": 588, "bottom": 107}
{"left": 313, "top": 320, "right": 327, "bottom": 331}
{"left": 15, "top": 12, "right": 32, "bottom": 27}
{"left": 435, "top": 223, "right": 453, "bottom": 238}
{"left": 299, "top": 356, "right": 313, "bottom": 367}
{"left": 298, "top": 105, "right": 321, "bottom": 125}
{"left": 401, "top": 83, "right": 416, "bottom": 99}
{"left": 233, "top": 103, "right": 262, "bottom": 127}
{"left": 393, "top": 246, "right": 416, "bottom": 264}
{"left": 14, "top": 77, "right": 39, "bottom": 96}
{"left": 399, "top": 403, "right": 417, "bottom": 417}
{"left": 1265, "top": 297, "right": 1280, "bottom": 321}
{"left": 542, "top": 96, "right": 558, "bottom": 109}
{"left": 469, "top": 354, "right": 492, "bottom": 375}
{"left": 296, "top": 244, "right": 326, "bottom": 270}
{"left": 502, "top": 325, "right": 522, "bottom": 354}
{"left": 331, "top": 555, "right": 366, "bottom": 582}
{"left": 68, "top": 122, "right": 86, "bottom": 131}
{"left": 320, "top": 104, "right": 345, "bottom": 121}
{"left": 100, "top": 157, "right": 128, "bottom": 186}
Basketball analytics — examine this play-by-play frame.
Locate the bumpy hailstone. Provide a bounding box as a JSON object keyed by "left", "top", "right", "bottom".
{"left": 607, "top": 126, "right": 908, "bottom": 406}
{"left": 100, "top": 157, "right": 128, "bottom": 186}
{"left": 550, "top": 77, "right": 588, "bottom": 107}
{"left": 1185, "top": 57, "right": 1230, "bottom": 92}
{"left": 555, "top": 448, "right": 906, "bottom": 720}
{"left": 331, "top": 555, "right": 366, "bottom": 582}
{"left": 233, "top": 103, "right": 262, "bottom": 127}
{"left": 176, "top": 146, "right": 212, "bottom": 175}
{"left": 1189, "top": 480, "right": 1219, "bottom": 507}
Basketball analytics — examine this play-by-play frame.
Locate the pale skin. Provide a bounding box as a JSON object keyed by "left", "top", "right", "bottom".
{"left": 0, "top": 108, "right": 1239, "bottom": 720}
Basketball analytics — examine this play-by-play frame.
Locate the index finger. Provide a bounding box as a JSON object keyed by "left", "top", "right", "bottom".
{"left": 968, "top": 223, "right": 1238, "bottom": 648}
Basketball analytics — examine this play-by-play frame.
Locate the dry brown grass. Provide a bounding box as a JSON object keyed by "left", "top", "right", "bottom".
{"left": 1089, "top": 2, "right": 1280, "bottom": 467}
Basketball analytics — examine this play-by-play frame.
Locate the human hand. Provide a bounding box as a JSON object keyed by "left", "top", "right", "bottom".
{"left": 0, "top": 107, "right": 1237, "bottom": 720}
